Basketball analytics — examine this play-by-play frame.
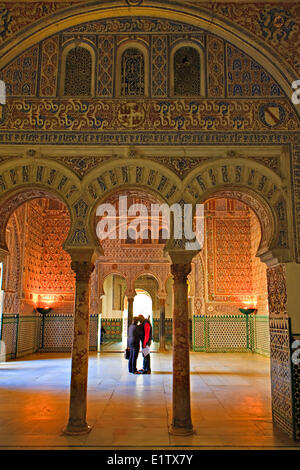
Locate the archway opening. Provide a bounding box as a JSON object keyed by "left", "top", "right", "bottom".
{"left": 133, "top": 291, "right": 152, "bottom": 320}
{"left": 94, "top": 188, "right": 170, "bottom": 352}
{"left": 192, "top": 195, "right": 269, "bottom": 357}
{"left": 0, "top": 195, "right": 75, "bottom": 360}
{"left": 100, "top": 273, "right": 127, "bottom": 350}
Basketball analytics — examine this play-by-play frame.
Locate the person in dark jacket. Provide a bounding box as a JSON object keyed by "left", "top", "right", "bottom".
{"left": 100, "top": 325, "right": 106, "bottom": 344}
{"left": 137, "top": 314, "right": 152, "bottom": 374}
{"left": 127, "top": 317, "right": 141, "bottom": 374}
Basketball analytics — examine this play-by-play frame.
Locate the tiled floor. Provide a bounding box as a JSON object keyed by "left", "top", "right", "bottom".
{"left": 0, "top": 350, "right": 299, "bottom": 450}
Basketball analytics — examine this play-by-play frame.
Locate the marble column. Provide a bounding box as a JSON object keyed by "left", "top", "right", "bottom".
{"left": 97, "top": 296, "right": 103, "bottom": 353}
{"left": 63, "top": 260, "right": 94, "bottom": 435}
{"left": 170, "top": 262, "right": 193, "bottom": 435}
{"left": 127, "top": 297, "right": 134, "bottom": 329}
{"left": 188, "top": 296, "right": 194, "bottom": 348}
{"left": 159, "top": 298, "right": 166, "bottom": 352}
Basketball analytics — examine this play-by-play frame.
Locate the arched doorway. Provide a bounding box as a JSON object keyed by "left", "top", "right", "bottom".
{"left": 94, "top": 188, "right": 170, "bottom": 351}
{"left": 100, "top": 273, "right": 127, "bottom": 350}
{"left": 0, "top": 192, "right": 75, "bottom": 359}
{"left": 192, "top": 195, "right": 269, "bottom": 355}
{"left": 133, "top": 290, "right": 152, "bottom": 320}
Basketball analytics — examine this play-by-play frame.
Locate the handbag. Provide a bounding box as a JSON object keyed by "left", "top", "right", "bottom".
{"left": 124, "top": 348, "right": 130, "bottom": 360}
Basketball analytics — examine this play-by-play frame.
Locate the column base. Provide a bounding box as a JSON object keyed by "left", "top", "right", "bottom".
{"left": 169, "top": 425, "right": 194, "bottom": 436}
{"left": 62, "top": 422, "right": 93, "bottom": 436}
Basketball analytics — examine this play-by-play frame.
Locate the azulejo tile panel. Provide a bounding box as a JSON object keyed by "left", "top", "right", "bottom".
{"left": 153, "top": 318, "right": 173, "bottom": 344}
{"left": 254, "top": 316, "right": 270, "bottom": 357}
{"left": 101, "top": 318, "right": 123, "bottom": 342}
{"left": 0, "top": 314, "right": 18, "bottom": 359}
{"left": 193, "top": 315, "right": 254, "bottom": 353}
{"left": 39, "top": 314, "right": 99, "bottom": 352}
{"left": 292, "top": 336, "right": 300, "bottom": 440}
{"left": 17, "top": 316, "right": 39, "bottom": 357}
{"left": 269, "top": 317, "right": 295, "bottom": 438}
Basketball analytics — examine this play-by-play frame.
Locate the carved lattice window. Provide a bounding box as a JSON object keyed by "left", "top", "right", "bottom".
{"left": 64, "top": 47, "right": 92, "bottom": 96}
{"left": 174, "top": 47, "right": 200, "bottom": 96}
{"left": 121, "top": 48, "right": 145, "bottom": 96}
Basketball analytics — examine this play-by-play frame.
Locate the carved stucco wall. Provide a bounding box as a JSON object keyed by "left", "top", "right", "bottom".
{"left": 192, "top": 198, "right": 268, "bottom": 316}
{"left": 0, "top": 2, "right": 299, "bottom": 78}
{"left": 0, "top": 3, "right": 297, "bottom": 306}
{"left": 204, "top": 198, "right": 253, "bottom": 315}
{"left": 0, "top": 7, "right": 296, "bottom": 268}
{"left": 3, "top": 198, "right": 75, "bottom": 314}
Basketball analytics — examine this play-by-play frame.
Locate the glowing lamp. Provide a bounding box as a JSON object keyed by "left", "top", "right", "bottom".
{"left": 239, "top": 308, "right": 257, "bottom": 315}
{"left": 240, "top": 296, "right": 257, "bottom": 314}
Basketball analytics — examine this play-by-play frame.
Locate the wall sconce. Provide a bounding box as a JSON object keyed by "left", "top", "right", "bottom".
{"left": 239, "top": 308, "right": 257, "bottom": 315}
{"left": 36, "top": 307, "right": 53, "bottom": 315}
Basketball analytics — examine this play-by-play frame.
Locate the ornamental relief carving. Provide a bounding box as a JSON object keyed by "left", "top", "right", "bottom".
{"left": 0, "top": 155, "right": 291, "bottom": 255}
{"left": 1, "top": 98, "right": 298, "bottom": 133}
{"left": 267, "top": 264, "right": 288, "bottom": 318}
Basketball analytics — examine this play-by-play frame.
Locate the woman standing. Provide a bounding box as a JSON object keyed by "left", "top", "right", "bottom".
{"left": 137, "top": 314, "right": 152, "bottom": 374}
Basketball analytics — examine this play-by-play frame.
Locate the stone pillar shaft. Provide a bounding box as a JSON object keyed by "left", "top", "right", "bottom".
{"left": 188, "top": 296, "right": 194, "bottom": 349}
{"left": 63, "top": 261, "right": 94, "bottom": 435}
{"left": 128, "top": 297, "right": 134, "bottom": 328}
{"left": 159, "top": 298, "right": 166, "bottom": 352}
{"left": 97, "top": 297, "right": 103, "bottom": 353}
{"left": 170, "top": 263, "right": 193, "bottom": 435}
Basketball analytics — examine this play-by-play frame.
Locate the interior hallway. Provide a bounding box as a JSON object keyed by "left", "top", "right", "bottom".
{"left": 0, "top": 351, "right": 299, "bottom": 450}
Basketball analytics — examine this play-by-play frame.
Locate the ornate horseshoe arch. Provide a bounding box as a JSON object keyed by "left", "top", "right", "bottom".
{"left": 0, "top": 158, "right": 80, "bottom": 255}
{"left": 81, "top": 159, "right": 183, "bottom": 249}
{"left": 182, "top": 156, "right": 294, "bottom": 263}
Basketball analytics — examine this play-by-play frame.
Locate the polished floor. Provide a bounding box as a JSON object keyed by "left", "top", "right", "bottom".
{"left": 0, "top": 350, "right": 299, "bottom": 450}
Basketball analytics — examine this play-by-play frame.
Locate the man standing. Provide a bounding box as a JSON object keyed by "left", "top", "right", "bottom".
{"left": 127, "top": 317, "right": 141, "bottom": 374}
{"left": 138, "top": 315, "right": 152, "bottom": 374}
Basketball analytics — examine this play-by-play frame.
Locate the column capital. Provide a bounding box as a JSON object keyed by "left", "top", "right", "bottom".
{"left": 171, "top": 263, "right": 192, "bottom": 282}
{"left": 71, "top": 261, "right": 94, "bottom": 282}
{"left": 166, "top": 248, "right": 199, "bottom": 266}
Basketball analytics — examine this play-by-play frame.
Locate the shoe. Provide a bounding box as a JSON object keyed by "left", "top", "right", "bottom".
{"left": 138, "top": 369, "right": 145, "bottom": 373}
{"left": 142, "top": 370, "right": 151, "bottom": 374}
{"left": 134, "top": 371, "right": 142, "bottom": 374}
